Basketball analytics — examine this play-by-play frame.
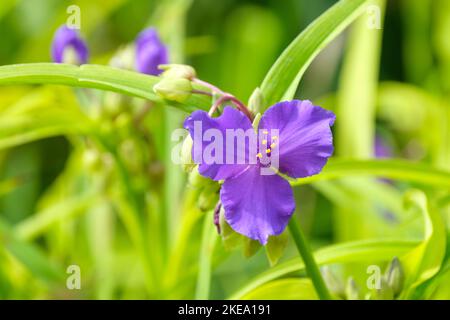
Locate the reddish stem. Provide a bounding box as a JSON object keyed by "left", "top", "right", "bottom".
{"left": 209, "top": 95, "right": 253, "bottom": 121}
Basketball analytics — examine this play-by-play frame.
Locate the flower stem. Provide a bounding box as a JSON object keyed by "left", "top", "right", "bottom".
{"left": 288, "top": 218, "right": 331, "bottom": 300}
{"left": 209, "top": 94, "right": 254, "bottom": 121}
{"left": 195, "top": 214, "right": 217, "bottom": 300}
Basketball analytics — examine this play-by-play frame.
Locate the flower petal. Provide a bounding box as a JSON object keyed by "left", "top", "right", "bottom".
{"left": 220, "top": 166, "right": 295, "bottom": 245}
{"left": 135, "top": 27, "right": 169, "bottom": 75}
{"left": 51, "top": 25, "right": 88, "bottom": 64}
{"left": 259, "top": 100, "right": 335, "bottom": 178}
{"left": 184, "top": 106, "right": 255, "bottom": 181}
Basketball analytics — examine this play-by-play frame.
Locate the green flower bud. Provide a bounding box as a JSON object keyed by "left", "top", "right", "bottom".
{"left": 83, "top": 149, "right": 102, "bottom": 172}
{"left": 248, "top": 87, "right": 265, "bottom": 114}
{"left": 384, "top": 257, "right": 404, "bottom": 296}
{"left": 252, "top": 113, "right": 262, "bottom": 131}
{"left": 153, "top": 78, "right": 192, "bottom": 103}
{"left": 119, "top": 139, "right": 142, "bottom": 172}
{"left": 159, "top": 64, "right": 197, "bottom": 80}
{"left": 345, "top": 277, "right": 361, "bottom": 300}
{"left": 188, "top": 169, "right": 210, "bottom": 188}
{"left": 322, "top": 266, "right": 345, "bottom": 298}
{"left": 181, "top": 135, "right": 195, "bottom": 172}
{"left": 197, "top": 186, "right": 219, "bottom": 212}
{"left": 368, "top": 278, "right": 394, "bottom": 300}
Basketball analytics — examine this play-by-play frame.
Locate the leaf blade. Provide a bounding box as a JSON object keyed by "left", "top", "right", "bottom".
{"left": 260, "top": 0, "right": 369, "bottom": 107}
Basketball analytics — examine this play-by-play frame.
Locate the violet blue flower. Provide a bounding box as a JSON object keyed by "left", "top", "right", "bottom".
{"left": 184, "top": 100, "right": 335, "bottom": 244}
{"left": 374, "top": 135, "right": 393, "bottom": 158}
{"left": 51, "top": 25, "right": 88, "bottom": 64}
{"left": 135, "top": 27, "right": 169, "bottom": 75}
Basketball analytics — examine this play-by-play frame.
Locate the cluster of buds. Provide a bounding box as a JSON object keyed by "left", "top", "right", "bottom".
{"left": 153, "top": 64, "right": 197, "bottom": 103}
{"left": 322, "top": 257, "right": 405, "bottom": 300}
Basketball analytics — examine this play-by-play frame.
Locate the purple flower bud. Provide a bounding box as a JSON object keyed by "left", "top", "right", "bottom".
{"left": 51, "top": 25, "right": 89, "bottom": 64}
{"left": 135, "top": 27, "right": 169, "bottom": 75}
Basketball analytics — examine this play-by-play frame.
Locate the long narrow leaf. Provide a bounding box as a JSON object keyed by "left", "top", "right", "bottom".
{"left": 260, "top": 0, "right": 369, "bottom": 107}
{"left": 290, "top": 159, "right": 450, "bottom": 188}
{"left": 0, "top": 63, "right": 211, "bottom": 112}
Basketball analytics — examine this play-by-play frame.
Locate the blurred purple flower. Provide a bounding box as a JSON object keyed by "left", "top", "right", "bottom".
{"left": 51, "top": 25, "right": 88, "bottom": 64}
{"left": 374, "top": 135, "right": 393, "bottom": 158}
{"left": 184, "top": 100, "right": 335, "bottom": 244}
{"left": 135, "top": 27, "right": 169, "bottom": 75}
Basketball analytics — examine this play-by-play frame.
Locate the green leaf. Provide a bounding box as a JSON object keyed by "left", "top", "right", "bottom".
{"left": 260, "top": 0, "right": 369, "bottom": 107}
{"left": 0, "top": 220, "right": 64, "bottom": 284}
{"left": 230, "top": 238, "right": 418, "bottom": 299}
{"left": 290, "top": 159, "right": 450, "bottom": 188}
{"left": 400, "top": 190, "right": 446, "bottom": 298}
{"left": 241, "top": 278, "right": 318, "bottom": 300}
{"left": 0, "top": 107, "right": 92, "bottom": 150}
{"left": 0, "top": 63, "right": 211, "bottom": 113}
{"left": 15, "top": 192, "right": 97, "bottom": 241}
{"left": 336, "top": 0, "right": 386, "bottom": 158}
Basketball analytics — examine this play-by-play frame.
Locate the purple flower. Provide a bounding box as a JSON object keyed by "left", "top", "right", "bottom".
{"left": 374, "top": 135, "right": 393, "bottom": 158}
{"left": 135, "top": 27, "right": 169, "bottom": 75}
{"left": 51, "top": 25, "right": 88, "bottom": 64}
{"left": 184, "top": 100, "right": 335, "bottom": 244}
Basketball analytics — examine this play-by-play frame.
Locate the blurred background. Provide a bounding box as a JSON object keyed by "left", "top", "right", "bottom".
{"left": 0, "top": 0, "right": 449, "bottom": 299}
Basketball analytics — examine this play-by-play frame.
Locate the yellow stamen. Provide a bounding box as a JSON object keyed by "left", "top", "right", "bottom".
{"left": 270, "top": 143, "right": 276, "bottom": 148}
{"left": 272, "top": 136, "right": 278, "bottom": 140}
{"left": 266, "top": 148, "right": 271, "bottom": 154}
{"left": 263, "top": 130, "right": 268, "bottom": 135}
{"left": 262, "top": 139, "right": 267, "bottom": 145}
{"left": 256, "top": 153, "right": 262, "bottom": 158}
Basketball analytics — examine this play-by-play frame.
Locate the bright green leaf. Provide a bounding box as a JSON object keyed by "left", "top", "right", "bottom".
{"left": 260, "top": 0, "right": 369, "bottom": 107}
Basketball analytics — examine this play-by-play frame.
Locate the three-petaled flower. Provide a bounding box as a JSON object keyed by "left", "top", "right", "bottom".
{"left": 184, "top": 100, "right": 335, "bottom": 244}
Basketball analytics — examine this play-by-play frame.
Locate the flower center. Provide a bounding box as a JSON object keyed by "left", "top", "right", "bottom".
{"left": 256, "top": 132, "right": 278, "bottom": 161}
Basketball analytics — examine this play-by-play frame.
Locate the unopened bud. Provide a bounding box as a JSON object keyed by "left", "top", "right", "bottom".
{"left": 197, "top": 187, "right": 219, "bottom": 212}
{"left": 369, "top": 278, "right": 394, "bottom": 300}
{"left": 345, "top": 277, "right": 361, "bottom": 300}
{"left": 181, "top": 135, "right": 195, "bottom": 172}
{"left": 160, "top": 64, "right": 197, "bottom": 80}
{"left": 322, "top": 266, "right": 345, "bottom": 298}
{"left": 385, "top": 257, "right": 404, "bottom": 296}
{"left": 188, "top": 169, "right": 209, "bottom": 188}
{"left": 248, "top": 87, "right": 265, "bottom": 114}
{"left": 83, "top": 149, "right": 102, "bottom": 172}
{"left": 153, "top": 78, "right": 192, "bottom": 103}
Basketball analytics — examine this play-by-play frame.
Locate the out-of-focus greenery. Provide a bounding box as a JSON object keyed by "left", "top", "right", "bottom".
{"left": 0, "top": 0, "right": 449, "bottom": 300}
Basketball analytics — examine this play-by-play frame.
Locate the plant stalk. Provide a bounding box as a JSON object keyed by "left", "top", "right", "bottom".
{"left": 288, "top": 218, "right": 332, "bottom": 300}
